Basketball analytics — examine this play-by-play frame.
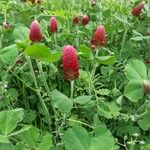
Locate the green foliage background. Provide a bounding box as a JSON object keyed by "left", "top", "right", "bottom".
{"left": 0, "top": 0, "right": 150, "bottom": 149}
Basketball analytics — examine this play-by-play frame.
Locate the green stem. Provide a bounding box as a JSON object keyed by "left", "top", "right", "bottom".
{"left": 4, "top": 10, "right": 7, "bottom": 23}
{"left": 22, "top": 81, "right": 29, "bottom": 110}
{"left": 46, "top": 0, "right": 50, "bottom": 10}
{"left": 67, "top": 118, "right": 94, "bottom": 129}
{"left": 136, "top": 100, "right": 150, "bottom": 113}
{"left": 134, "top": 110, "right": 148, "bottom": 121}
{"left": 53, "top": 34, "right": 57, "bottom": 45}
{"left": 36, "top": 61, "right": 60, "bottom": 144}
{"left": 7, "top": 69, "right": 36, "bottom": 92}
{"left": 36, "top": 61, "right": 51, "bottom": 97}
{"left": 8, "top": 126, "right": 32, "bottom": 137}
{"left": 27, "top": 57, "right": 51, "bottom": 131}
{"left": 56, "top": 114, "right": 66, "bottom": 140}
{"left": 36, "top": 61, "right": 57, "bottom": 121}
{"left": 89, "top": 48, "right": 99, "bottom": 95}
{"left": 7, "top": 53, "right": 23, "bottom": 72}
{"left": 129, "top": 141, "right": 135, "bottom": 150}
{"left": 70, "top": 80, "right": 74, "bottom": 99}
{"left": 120, "top": 25, "right": 129, "bottom": 59}
{"left": 91, "top": 48, "right": 99, "bottom": 80}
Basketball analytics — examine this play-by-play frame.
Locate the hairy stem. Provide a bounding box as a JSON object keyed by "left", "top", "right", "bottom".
{"left": 120, "top": 25, "right": 129, "bottom": 59}
{"left": 70, "top": 80, "right": 74, "bottom": 99}
{"left": 27, "top": 57, "right": 51, "bottom": 131}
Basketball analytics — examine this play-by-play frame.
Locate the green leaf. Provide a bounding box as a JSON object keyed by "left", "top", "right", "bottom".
{"left": 130, "top": 36, "right": 143, "bottom": 41}
{"left": 40, "top": 19, "right": 48, "bottom": 35}
{"left": 98, "top": 101, "right": 121, "bottom": 119}
{"left": 0, "top": 134, "right": 9, "bottom": 143}
{"left": 0, "top": 44, "right": 18, "bottom": 65}
{"left": 7, "top": 88, "right": 18, "bottom": 100}
{"left": 98, "top": 106, "right": 112, "bottom": 119}
{"left": 24, "top": 43, "right": 61, "bottom": 63}
{"left": 0, "top": 108, "right": 24, "bottom": 135}
{"left": 59, "top": 33, "right": 75, "bottom": 40}
{"left": 89, "top": 126, "right": 115, "bottom": 150}
{"left": 0, "top": 40, "right": 2, "bottom": 49}
{"left": 112, "top": 15, "right": 131, "bottom": 26}
{"left": 131, "top": 36, "right": 150, "bottom": 41}
{"left": 16, "top": 40, "right": 30, "bottom": 50}
{"left": 0, "top": 143, "right": 15, "bottom": 150}
{"left": 24, "top": 43, "right": 50, "bottom": 59}
{"left": 37, "top": 133, "right": 53, "bottom": 150}
{"left": 124, "top": 59, "right": 147, "bottom": 81}
{"left": 48, "top": 51, "right": 61, "bottom": 63}
{"left": 138, "top": 115, "right": 150, "bottom": 131}
{"left": 143, "top": 36, "right": 150, "bottom": 40}
{"left": 116, "top": 96, "right": 123, "bottom": 106}
{"left": 108, "top": 102, "right": 121, "bottom": 118}
{"left": 141, "top": 143, "right": 150, "bottom": 150}
{"left": 79, "top": 70, "right": 90, "bottom": 83}
{"left": 95, "top": 56, "right": 116, "bottom": 65}
{"left": 51, "top": 89, "right": 73, "bottom": 112}
{"left": 9, "top": 126, "right": 32, "bottom": 137}
{"left": 124, "top": 80, "right": 144, "bottom": 102}
{"left": 116, "top": 122, "right": 140, "bottom": 136}
{"left": 111, "top": 88, "right": 122, "bottom": 97}
{"left": 97, "top": 88, "right": 110, "bottom": 96}
{"left": 63, "top": 125, "right": 115, "bottom": 150}
{"left": 79, "top": 44, "right": 92, "bottom": 58}
{"left": 20, "top": 126, "right": 39, "bottom": 148}
{"left": 132, "top": 30, "right": 143, "bottom": 36}
{"left": 63, "top": 126, "right": 90, "bottom": 150}
{"left": 13, "top": 26, "right": 29, "bottom": 41}
{"left": 73, "top": 96, "right": 91, "bottom": 105}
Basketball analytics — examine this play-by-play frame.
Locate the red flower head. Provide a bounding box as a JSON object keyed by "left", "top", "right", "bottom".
{"left": 91, "top": 25, "right": 106, "bottom": 47}
{"left": 62, "top": 45, "right": 79, "bottom": 81}
{"left": 49, "top": 16, "right": 58, "bottom": 33}
{"left": 73, "top": 16, "right": 80, "bottom": 24}
{"left": 131, "top": 1, "right": 144, "bottom": 17}
{"left": 82, "top": 15, "right": 89, "bottom": 25}
{"left": 29, "top": 20, "right": 42, "bottom": 42}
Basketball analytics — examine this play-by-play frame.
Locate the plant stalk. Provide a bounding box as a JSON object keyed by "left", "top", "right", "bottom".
{"left": 27, "top": 57, "right": 51, "bottom": 131}
{"left": 120, "top": 25, "right": 129, "bottom": 60}
{"left": 70, "top": 80, "right": 74, "bottom": 99}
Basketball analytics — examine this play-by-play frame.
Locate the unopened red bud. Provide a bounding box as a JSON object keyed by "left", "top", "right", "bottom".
{"left": 82, "top": 15, "right": 90, "bottom": 26}
{"left": 29, "top": 20, "right": 42, "bottom": 42}
{"left": 132, "top": 2, "right": 144, "bottom": 17}
{"left": 49, "top": 16, "right": 58, "bottom": 33}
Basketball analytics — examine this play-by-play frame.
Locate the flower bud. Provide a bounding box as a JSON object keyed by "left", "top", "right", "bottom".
{"left": 132, "top": 2, "right": 144, "bottom": 17}
{"left": 29, "top": 20, "right": 42, "bottom": 42}
{"left": 62, "top": 45, "right": 79, "bottom": 80}
{"left": 49, "top": 16, "right": 58, "bottom": 33}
